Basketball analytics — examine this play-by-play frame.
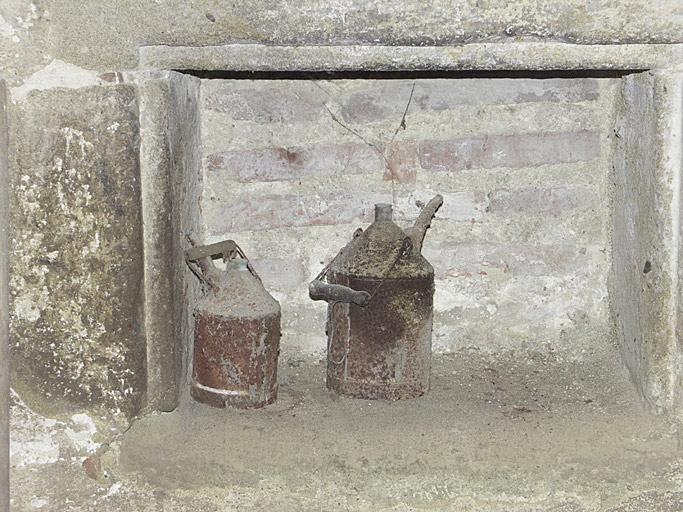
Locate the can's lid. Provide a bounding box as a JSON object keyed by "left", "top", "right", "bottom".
{"left": 200, "top": 259, "right": 280, "bottom": 319}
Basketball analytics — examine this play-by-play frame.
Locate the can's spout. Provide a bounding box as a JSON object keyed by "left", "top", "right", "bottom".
{"left": 374, "top": 203, "right": 393, "bottom": 222}
{"left": 407, "top": 194, "right": 443, "bottom": 253}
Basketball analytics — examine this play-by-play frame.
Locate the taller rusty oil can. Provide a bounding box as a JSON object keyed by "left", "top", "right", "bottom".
{"left": 186, "top": 240, "right": 281, "bottom": 409}
{"left": 309, "top": 195, "right": 443, "bottom": 400}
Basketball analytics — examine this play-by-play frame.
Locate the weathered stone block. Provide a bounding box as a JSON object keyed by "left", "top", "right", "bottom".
{"left": 166, "top": 73, "right": 203, "bottom": 403}
{"left": 136, "top": 76, "right": 177, "bottom": 413}
{"left": 9, "top": 85, "right": 144, "bottom": 417}
{"left": 133, "top": 70, "right": 203, "bottom": 411}
{"left": 609, "top": 70, "right": 683, "bottom": 414}
{"left": 9, "top": 2, "right": 683, "bottom": 77}
{"left": 141, "top": 43, "right": 683, "bottom": 77}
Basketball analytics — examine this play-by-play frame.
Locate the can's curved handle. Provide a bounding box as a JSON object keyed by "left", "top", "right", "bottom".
{"left": 185, "top": 238, "right": 233, "bottom": 290}
{"left": 185, "top": 238, "right": 263, "bottom": 289}
{"left": 185, "top": 240, "right": 237, "bottom": 261}
{"left": 309, "top": 280, "right": 370, "bottom": 307}
{"left": 407, "top": 194, "right": 444, "bottom": 253}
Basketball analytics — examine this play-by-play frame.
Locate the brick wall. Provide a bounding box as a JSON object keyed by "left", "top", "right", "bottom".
{"left": 200, "top": 77, "right": 617, "bottom": 357}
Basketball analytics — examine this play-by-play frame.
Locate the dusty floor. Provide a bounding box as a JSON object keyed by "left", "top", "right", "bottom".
{"left": 10, "top": 349, "right": 683, "bottom": 511}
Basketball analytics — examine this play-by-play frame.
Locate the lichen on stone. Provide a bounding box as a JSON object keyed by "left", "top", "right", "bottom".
{"left": 9, "top": 85, "right": 145, "bottom": 418}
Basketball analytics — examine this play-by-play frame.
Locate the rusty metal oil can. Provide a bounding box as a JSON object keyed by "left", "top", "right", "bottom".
{"left": 309, "top": 196, "right": 443, "bottom": 400}
{"left": 186, "top": 240, "right": 281, "bottom": 408}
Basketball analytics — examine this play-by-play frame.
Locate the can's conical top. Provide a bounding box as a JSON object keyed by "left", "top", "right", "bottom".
{"left": 185, "top": 241, "right": 281, "bottom": 321}
{"left": 200, "top": 259, "right": 280, "bottom": 320}
{"left": 332, "top": 203, "right": 433, "bottom": 279}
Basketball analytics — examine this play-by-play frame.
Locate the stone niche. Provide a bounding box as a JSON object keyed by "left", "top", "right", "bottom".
{"left": 127, "top": 43, "right": 683, "bottom": 417}
{"left": 6, "top": 43, "right": 683, "bottom": 423}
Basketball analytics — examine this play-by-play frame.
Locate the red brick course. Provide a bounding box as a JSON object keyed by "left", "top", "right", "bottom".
{"left": 341, "top": 79, "right": 599, "bottom": 123}
{"left": 418, "top": 131, "right": 600, "bottom": 172}
{"left": 205, "top": 143, "right": 384, "bottom": 182}
{"left": 207, "top": 192, "right": 390, "bottom": 233}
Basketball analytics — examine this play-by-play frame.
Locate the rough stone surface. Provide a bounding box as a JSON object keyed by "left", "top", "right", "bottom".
{"left": 166, "top": 73, "right": 203, "bottom": 402}
{"left": 202, "top": 77, "right": 616, "bottom": 357}
{"left": 1, "top": 4, "right": 683, "bottom": 512}
{"left": 1, "top": 2, "right": 683, "bottom": 83}
{"left": 135, "top": 71, "right": 201, "bottom": 412}
{"left": 3, "top": 2, "right": 683, "bottom": 508}
{"left": 136, "top": 74, "right": 177, "bottom": 413}
{"left": 8, "top": 351, "right": 683, "bottom": 511}
{"left": 609, "top": 71, "right": 683, "bottom": 414}
{"left": 8, "top": 85, "right": 145, "bottom": 418}
{"left": 0, "top": 78, "right": 9, "bottom": 512}
{"left": 140, "top": 43, "right": 683, "bottom": 74}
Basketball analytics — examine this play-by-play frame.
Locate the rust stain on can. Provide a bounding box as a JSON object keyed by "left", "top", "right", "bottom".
{"left": 192, "top": 311, "right": 280, "bottom": 409}
{"left": 311, "top": 197, "right": 443, "bottom": 401}
{"left": 186, "top": 244, "right": 281, "bottom": 409}
{"left": 326, "top": 273, "right": 433, "bottom": 400}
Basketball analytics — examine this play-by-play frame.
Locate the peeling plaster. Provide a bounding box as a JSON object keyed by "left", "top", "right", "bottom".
{"left": 64, "top": 413, "right": 99, "bottom": 456}
{"left": 9, "top": 390, "right": 60, "bottom": 467}
{"left": 10, "top": 60, "right": 104, "bottom": 103}
{"left": 9, "top": 389, "right": 102, "bottom": 470}
{"left": 0, "top": 14, "right": 19, "bottom": 43}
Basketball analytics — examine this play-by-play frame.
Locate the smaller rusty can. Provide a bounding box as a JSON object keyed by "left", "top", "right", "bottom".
{"left": 186, "top": 240, "right": 280, "bottom": 409}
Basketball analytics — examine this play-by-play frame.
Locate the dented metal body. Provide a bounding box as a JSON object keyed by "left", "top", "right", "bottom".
{"left": 310, "top": 197, "right": 443, "bottom": 400}
{"left": 192, "top": 304, "right": 280, "bottom": 408}
{"left": 187, "top": 244, "right": 280, "bottom": 409}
